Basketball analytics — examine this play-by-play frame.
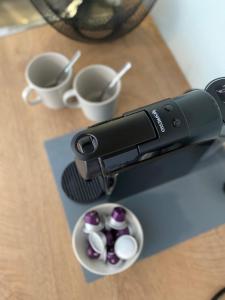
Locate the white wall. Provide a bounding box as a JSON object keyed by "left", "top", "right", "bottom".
{"left": 151, "top": 0, "right": 225, "bottom": 88}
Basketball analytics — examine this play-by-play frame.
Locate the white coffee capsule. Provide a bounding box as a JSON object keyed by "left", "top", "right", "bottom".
{"left": 114, "top": 235, "right": 138, "bottom": 260}
{"left": 99, "top": 249, "right": 107, "bottom": 262}
{"left": 104, "top": 215, "right": 127, "bottom": 230}
{"left": 88, "top": 231, "right": 107, "bottom": 254}
{"left": 83, "top": 223, "right": 104, "bottom": 234}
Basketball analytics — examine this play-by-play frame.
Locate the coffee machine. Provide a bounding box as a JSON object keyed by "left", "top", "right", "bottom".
{"left": 64, "top": 78, "right": 225, "bottom": 203}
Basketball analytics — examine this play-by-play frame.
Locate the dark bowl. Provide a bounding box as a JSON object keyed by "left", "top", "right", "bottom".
{"left": 31, "top": 0, "right": 157, "bottom": 43}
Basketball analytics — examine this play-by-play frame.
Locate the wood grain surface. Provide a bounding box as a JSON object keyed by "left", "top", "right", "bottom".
{"left": 0, "top": 17, "right": 224, "bottom": 300}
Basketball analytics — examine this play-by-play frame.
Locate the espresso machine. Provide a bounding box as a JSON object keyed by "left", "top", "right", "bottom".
{"left": 62, "top": 77, "right": 225, "bottom": 203}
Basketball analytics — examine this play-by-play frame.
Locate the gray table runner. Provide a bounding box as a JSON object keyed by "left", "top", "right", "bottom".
{"left": 45, "top": 132, "right": 225, "bottom": 282}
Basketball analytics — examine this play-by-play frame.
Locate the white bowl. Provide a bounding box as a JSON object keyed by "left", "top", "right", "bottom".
{"left": 72, "top": 203, "right": 144, "bottom": 276}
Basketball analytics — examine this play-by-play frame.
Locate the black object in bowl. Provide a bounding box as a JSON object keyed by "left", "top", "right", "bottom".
{"left": 31, "top": 0, "right": 157, "bottom": 43}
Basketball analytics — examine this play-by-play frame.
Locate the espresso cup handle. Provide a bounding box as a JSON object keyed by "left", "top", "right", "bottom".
{"left": 22, "top": 86, "right": 42, "bottom": 106}
{"left": 63, "top": 89, "right": 81, "bottom": 109}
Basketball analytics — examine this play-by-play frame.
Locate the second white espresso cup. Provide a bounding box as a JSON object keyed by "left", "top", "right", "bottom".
{"left": 63, "top": 64, "right": 121, "bottom": 122}
{"left": 22, "top": 52, "right": 73, "bottom": 109}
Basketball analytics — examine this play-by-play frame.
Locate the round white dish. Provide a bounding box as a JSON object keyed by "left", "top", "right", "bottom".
{"left": 72, "top": 203, "right": 144, "bottom": 276}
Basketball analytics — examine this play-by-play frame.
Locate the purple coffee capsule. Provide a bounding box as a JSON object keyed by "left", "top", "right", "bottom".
{"left": 115, "top": 227, "right": 130, "bottom": 238}
{"left": 84, "top": 210, "right": 100, "bottom": 225}
{"left": 107, "top": 249, "right": 121, "bottom": 265}
{"left": 83, "top": 210, "right": 104, "bottom": 233}
{"left": 112, "top": 207, "right": 126, "bottom": 222}
{"left": 102, "top": 229, "right": 115, "bottom": 247}
{"left": 87, "top": 243, "right": 100, "bottom": 259}
{"left": 107, "top": 206, "right": 127, "bottom": 230}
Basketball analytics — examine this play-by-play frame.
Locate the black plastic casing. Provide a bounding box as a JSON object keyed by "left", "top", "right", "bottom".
{"left": 72, "top": 90, "right": 223, "bottom": 180}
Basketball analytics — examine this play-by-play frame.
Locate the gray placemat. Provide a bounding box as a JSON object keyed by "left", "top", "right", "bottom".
{"left": 45, "top": 132, "right": 225, "bottom": 283}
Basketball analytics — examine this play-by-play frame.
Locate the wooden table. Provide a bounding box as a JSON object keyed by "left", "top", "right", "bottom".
{"left": 0, "top": 17, "right": 224, "bottom": 300}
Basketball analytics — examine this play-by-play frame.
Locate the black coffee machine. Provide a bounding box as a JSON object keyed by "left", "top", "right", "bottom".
{"left": 62, "top": 78, "right": 225, "bottom": 203}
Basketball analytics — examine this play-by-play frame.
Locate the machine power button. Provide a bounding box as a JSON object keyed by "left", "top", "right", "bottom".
{"left": 172, "top": 118, "right": 182, "bottom": 128}
{"left": 164, "top": 104, "right": 174, "bottom": 112}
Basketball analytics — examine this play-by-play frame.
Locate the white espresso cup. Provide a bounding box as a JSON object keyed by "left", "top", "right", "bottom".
{"left": 22, "top": 52, "right": 73, "bottom": 109}
{"left": 63, "top": 65, "right": 121, "bottom": 122}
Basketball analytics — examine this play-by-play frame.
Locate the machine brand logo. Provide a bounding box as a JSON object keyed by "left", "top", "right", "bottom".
{"left": 151, "top": 109, "right": 166, "bottom": 133}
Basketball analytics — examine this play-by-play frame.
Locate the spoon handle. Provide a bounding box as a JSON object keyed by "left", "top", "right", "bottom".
{"left": 64, "top": 50, "right": 81, "bottom": 74}
{"left": 44, "top": 50, "right": 81, "bottom": 88}
{"left": 56, "top": 50, "right": 81, "bottom": 83}
{"left": 109, "top": 62, "right": 132, "bottom": 89}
